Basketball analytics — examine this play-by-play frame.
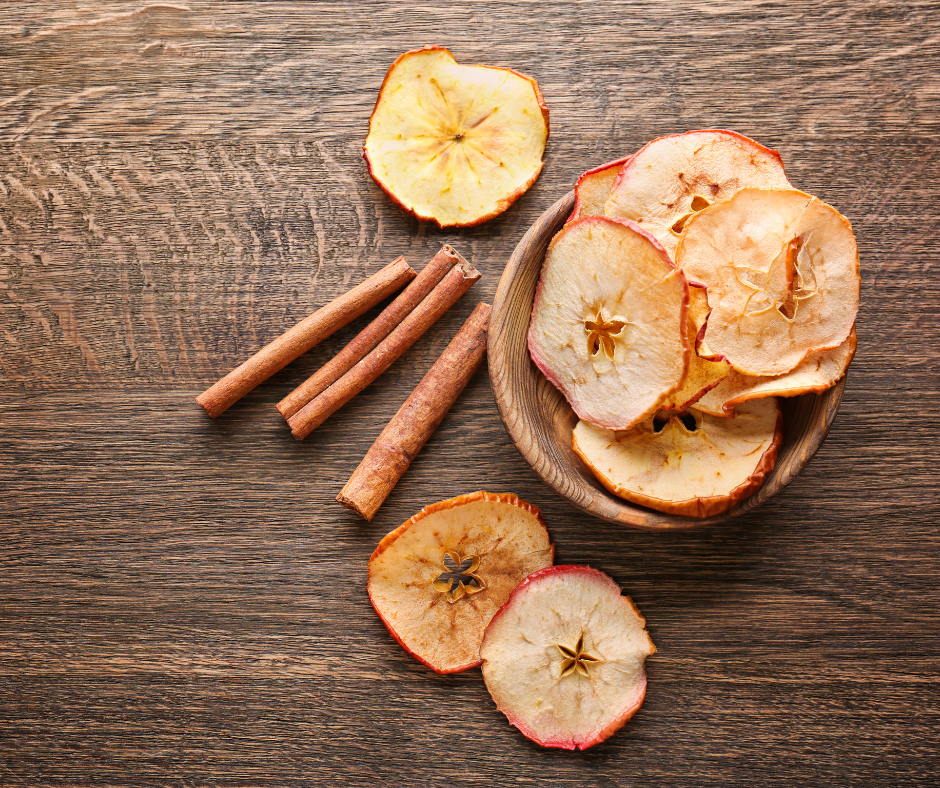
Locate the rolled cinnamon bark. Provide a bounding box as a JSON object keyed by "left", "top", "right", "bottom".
{"left": 196, "top": 257, "right": 416, "bottom": 418}
{"left": 288, "top": 261, "right": 481, "bottom": 440}
{"left": 276, "top": 245, "right": 464, "bottom": 420}
{"left": 337, "top": 302, "right": 492, "bottom": 520}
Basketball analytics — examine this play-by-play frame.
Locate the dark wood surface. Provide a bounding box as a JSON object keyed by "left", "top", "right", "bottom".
{"left": 1, "top": 2, "right": 938, "bottom": 785}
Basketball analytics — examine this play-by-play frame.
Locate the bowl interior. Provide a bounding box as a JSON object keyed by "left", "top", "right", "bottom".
{"left": 487, "top": 191, "right": 846, "bottom": 530}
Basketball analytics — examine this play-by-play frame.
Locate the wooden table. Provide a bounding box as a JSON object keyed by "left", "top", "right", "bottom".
{"left": 2, "top": 2, "right": 938, "bottom": 785}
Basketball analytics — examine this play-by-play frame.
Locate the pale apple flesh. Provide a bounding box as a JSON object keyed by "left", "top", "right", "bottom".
{"left": 677, "top": 188, "right": 860, "bottom": 376}
{"left": 364, "top": 46, "right": 549, "bottom": 228}
{"left": 528, "top": 216, "right": 690, "bottom": 431}
{"left": 480, "top": 565, "right": 655, "bottom": 750}
{"left": 567, "top": 155, "right": 632, "bottom": 223}
{"left": 573, "top": 398, "right": 783, "bottom": 518}
{"left": 604, "top": 129, "right": 791, "bottom": 259}
{"left": 368, "top": 491, "right": 554, "bottom": 674}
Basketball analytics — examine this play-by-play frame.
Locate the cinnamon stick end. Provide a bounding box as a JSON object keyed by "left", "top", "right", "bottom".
{"left": 440, "top": 244, "right": 469, "bottom": 268}
{"left": 336, "top": 491, "right": 376, "bottom": 521}
{"left": 274, "top": 398, "right": 294, "bottom": 420}
{"left": 195, "top": 392, "right": 221, "bottom": 419}
{"left": 454, "top": 260, "right": 482, "bottom": 283}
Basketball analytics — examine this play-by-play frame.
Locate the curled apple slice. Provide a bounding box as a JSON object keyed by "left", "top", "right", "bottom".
{"left": 528, "top": 217, "right": 690, "bottom": 431}
{"left": 364, "top": 46, "right": 549, "bottom": 228}
{"left": 604, "top": 130, "right": 791, "bottom": 258}
{"left": 573, "top": 398, "right": 783, "bottom": 518}
{"left": 480, "top": 565, "right": 655, "bottom": 751}
{"left": 368, "top": 491, "right": 553, "bottom": 674}
{"left": 659, "top": 284, "right": 730, "bottom": 412}
{"left": 695, "top": 327, "right": 857, "bottom": 416}
{"left": 677, "top": 188, "right": 860, "bottom": 376}
{"left": 566, "top": 155, "right": 632, "bottom": 223}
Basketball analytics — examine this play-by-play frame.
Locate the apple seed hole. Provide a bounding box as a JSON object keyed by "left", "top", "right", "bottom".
{"left": 585, "top": 315, "right": 626, "bottom": 360}
{"left": 557, "top": 633, "right": 601, "bottom": 678}
{"left": 653, "top": 413, "right": 698, "bottom": 433}
{"left": 431, "top": 551, "right": 485, "bottom": 603}
{"left": 777, "top": 237, "right": 803, "bottom": 320}
{"left": 671, "top": 195, "right": 712, "bottom": 235}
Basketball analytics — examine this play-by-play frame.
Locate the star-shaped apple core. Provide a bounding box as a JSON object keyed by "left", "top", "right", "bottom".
{"left": 736, "top": 235, "right": 818, "bottom": 322}
{"left": 585, "top": 311, "right": 627, "bottom": 360}
{"left": 557, "top": 633, "right": 601, "bottom": 678}
{"left": 432, "top": 551, "right": 485, "bottom": 602}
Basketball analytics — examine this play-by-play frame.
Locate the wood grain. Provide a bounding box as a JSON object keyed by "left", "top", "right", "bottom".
{"left": 1, "top": 1, "right": 939, "bottom": 786}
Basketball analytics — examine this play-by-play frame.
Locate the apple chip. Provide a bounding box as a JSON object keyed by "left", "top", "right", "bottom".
{"left": 480, "top": 565, "right": 655, "bottom": 750}
{"left": 659, "top": 284, "right": 731, "bottom": 412}
{"left": 604, "top": 130, "right": 791, "bottom": 258}
{"left": 528, "top": 217, "right": 690, "bottom": 431}
{"left": 566, "top": 155, "right": 632, "bottom": 223}
{"left": 573, "top": 398, "right": 783, "bottom": 518}
{"left": 368, "top": 491, "right": 553, "bottom": 674}
{"left": 695, "top": 327, "right": 857, "bottom": 416}
{"left": 677, "top": 188, "right": 860, "bottom": 376}
{"left": 364, "top": 46, "right": 549, "bottom": 228}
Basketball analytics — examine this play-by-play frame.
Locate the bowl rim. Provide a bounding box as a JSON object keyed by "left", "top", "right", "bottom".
{"left": 487, "top": 190, "right": 847, "bottom": 531}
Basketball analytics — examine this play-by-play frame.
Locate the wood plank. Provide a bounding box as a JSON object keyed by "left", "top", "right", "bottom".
{"left": 1, "top": 1, "right": 939, "bottom": 785}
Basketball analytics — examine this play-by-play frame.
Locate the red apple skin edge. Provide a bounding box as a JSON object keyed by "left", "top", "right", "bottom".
{"left": 366, "top": 519, "right": 484, "bottom": 675}
{"left": 566, "top": 154, "right": 632, "bottom": 223}
{"left": 366, "top": 491, "right": 555, "bottom": 675}
{"left": 482, "top": 565, "right": 653, "bottom": 751}
{"left": 526, "top": 216, "right": 690, "bottom": 430}
{"left": 363, "top": 45, "right": 550, "bottom": 229}
{"left": 578, "top": 406, "right": 783, "bottom": 519}
{"left": 608, "top": 128, "right": 790, "bottom": 196}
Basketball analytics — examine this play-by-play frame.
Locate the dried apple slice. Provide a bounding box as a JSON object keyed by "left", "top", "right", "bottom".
{"left": 677, "top": 188, "right": 860, "bottom": 376}
{"left": 573, "top": 398, "right": 783, "bottom": 518}
{"left": 695, "top": 327, "right": 857, "bottom": 416}
{"left": 368, "top": 491, "right": 554, "bottom": 674}
{"left": 660, "top": 284, "right": 730, "bottom": 412}
{"left": 480, "top": 565, "right": 655, "bottom": 750}
{"left": 604, "top": 130, "right": 791, "bottom": 258}
{"left": 567, "top": 155, "right": 632, "bottom": 223}
{"left": 364, "top": 46, "right": 549, "bottom": 228}
{"left": 528, "top": 217, "right": 690, "bottom": 431}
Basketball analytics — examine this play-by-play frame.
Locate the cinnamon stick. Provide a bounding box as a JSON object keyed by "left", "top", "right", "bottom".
{"left": 276, "top": 245, "right": 464, "bottom": 420}
{"left": 287, "top": 261, "right": 481, "bottom": 440}
{"left": 195, "top": 257, "right": 416, "bottom": 418}
{"left": 337, "top": 302, "right": 492, "bottom": 521}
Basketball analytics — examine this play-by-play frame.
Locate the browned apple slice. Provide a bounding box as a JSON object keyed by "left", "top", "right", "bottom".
{"left": 480, "top": 565, "right": 655, "bottom": 750}
{"left": 363, "top": 46, "right": 549, "bottom": 228}
{"left": 566, "top": 155, "right": 632, "bottom": 223}
{"left": 368, "top": 491, "right": 554, "bottom": 674}
{"left": 573, "top": 398, "right": 783, "bottom": 518}
{"left": 604, "top": 130, "right": 791, "bottom": 258}
{"left": 677, "top": 188, "right": 860, "bottom": 376}
{"left": 528, "top": 217, "right": 690, "bottom": 430}
{"left": 695, "top": 327, "right": 857, "bottom": 416}
{"left": 659, "top": 284, "right": 730, "bottom": 412}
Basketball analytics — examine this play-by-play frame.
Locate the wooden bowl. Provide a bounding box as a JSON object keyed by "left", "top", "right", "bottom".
{"left": 487, "top": 191, "right": 847, "bottom": 530}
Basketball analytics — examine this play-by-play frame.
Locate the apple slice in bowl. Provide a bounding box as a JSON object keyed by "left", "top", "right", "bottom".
{"left": 487, "top": 190, "right": 848, "bottom": 529}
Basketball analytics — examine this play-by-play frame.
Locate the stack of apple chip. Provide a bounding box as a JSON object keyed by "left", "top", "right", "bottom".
{"left": 529, "top": 130, "right": 860, "bottom": 517}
